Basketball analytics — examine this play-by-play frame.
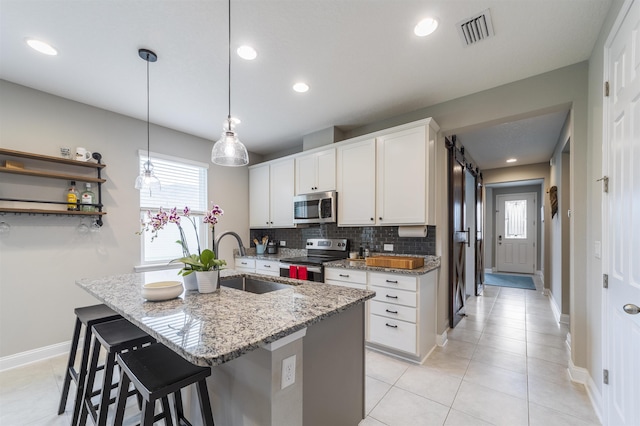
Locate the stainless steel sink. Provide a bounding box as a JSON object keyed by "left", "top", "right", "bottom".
{"left": 220, "top": 277, "right": 292, "bottom": 294}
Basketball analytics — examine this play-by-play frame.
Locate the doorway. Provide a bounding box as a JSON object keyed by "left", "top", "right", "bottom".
{"left": 496, "top": 192, "right": 537, "bottom": 274}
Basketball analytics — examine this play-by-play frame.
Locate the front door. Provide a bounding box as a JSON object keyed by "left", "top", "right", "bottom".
{"left": 496, "top": 193, "right": 536, "bottom": 274}
{"left": 604, "top": 1, "right": 640, "bottom": 423}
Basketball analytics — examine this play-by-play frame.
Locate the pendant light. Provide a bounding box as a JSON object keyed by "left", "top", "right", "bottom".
{"left": 211, "top": 0, "right": 249, "bottom": 167}
{"left": 135, "top": 48, "right": 162, "bottom": 192}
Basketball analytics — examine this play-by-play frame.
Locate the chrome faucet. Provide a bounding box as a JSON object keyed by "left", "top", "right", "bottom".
{"left": 214, "top": 231, "right": 246, "bottom": 258}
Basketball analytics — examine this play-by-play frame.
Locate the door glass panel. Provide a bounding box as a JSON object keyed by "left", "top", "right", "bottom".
{"left": 505, "top": 199, "right": 527, "bottom": 239}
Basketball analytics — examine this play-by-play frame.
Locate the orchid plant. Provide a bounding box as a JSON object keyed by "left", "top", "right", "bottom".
{"left": 138, "top": 203, "right": 227, "bottom": 275}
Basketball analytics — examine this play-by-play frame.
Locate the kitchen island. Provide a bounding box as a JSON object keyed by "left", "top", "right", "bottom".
{"left": 77, "top": 269, "right": 374, "bottom": 426}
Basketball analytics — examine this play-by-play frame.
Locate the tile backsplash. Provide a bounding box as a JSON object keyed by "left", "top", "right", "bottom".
{"left": 250, "top": 224, "right": 436, "bottom": 255}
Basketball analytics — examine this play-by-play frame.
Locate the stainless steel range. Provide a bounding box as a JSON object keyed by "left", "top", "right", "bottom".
{"left": 278, "top": 238, "right": 349, "bottom": 282}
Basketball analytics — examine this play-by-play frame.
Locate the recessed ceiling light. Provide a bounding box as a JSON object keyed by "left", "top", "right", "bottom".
{"left": 26, "top": 38, "right": 58, "bottom": 56}
{"left": 414, "top": 17, "right": 439, "bottom": 37}
{"left": 293, "top": 82, "right": 309, "bottom": 93}
{"left": 506, "top": 158, "right": 517, "bottom": 163}
{"left": 236, "top": 45, "right": 257, "bottom": 60}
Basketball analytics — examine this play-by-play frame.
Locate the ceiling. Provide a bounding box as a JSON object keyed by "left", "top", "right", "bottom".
{"left": 0, "top": 0, "right": 611, "bottom": 164}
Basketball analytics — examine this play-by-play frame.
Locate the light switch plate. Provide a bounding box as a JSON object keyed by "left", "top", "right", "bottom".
{"left": 594, "top": 241, "right": 601, "bottom": 259}
{"left": 383, "top": 244, "right": 393, "bottom": 251}
{"left": 279, "top": 241, "right": 286, "bottom": 246}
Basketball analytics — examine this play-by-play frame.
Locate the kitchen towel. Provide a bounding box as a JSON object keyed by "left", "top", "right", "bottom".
{"left": 398, "top": 225, "right": 428, "bottom": 238}
{"left": 297, "top": 266, "right": 308, "bottom": 280}
{"left": 289, "top": 265, "right": 298, "bottom": 279}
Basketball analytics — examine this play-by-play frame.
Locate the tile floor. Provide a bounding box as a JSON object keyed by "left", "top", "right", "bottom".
{"left": 0, "top": 277, "right": 600, "bottom": 426}
{"left": 361, "top": 278, "right": 601, "bottom": 426}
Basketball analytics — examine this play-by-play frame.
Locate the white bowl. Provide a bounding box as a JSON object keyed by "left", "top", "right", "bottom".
{"left": 142, "top": 281, "right": 183, "bottom": 301}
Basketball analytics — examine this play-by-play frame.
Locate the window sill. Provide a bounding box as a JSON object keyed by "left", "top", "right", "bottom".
{"left": 134, "top": 263, "right": 182, "bottom": 273}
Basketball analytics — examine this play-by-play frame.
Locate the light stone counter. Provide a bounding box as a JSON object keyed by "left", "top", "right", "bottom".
{"left": 324, "top": 254, "right": 441, "bottom": 275}
{"left": 76, "top": 269, "right": 374, "bottom": 367}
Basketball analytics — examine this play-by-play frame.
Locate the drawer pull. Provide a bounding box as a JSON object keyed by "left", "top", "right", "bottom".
{"left": 385, "top": 280, "right": 398, "bottom": 284}
{"left": 385, "top": 309, "right": 398, "bottom": 314}
{"left": 241, "top": 262, "right": 248, "bottom": 265}
{"left": 263, "top": 265, "right": 271, "bottom": 268}
{"left": 385, "top": 323, "right": 398, "bottom": 328}
{"left": 385, "top": 295, "right": 398, "bottom": 299}
{"left": 339, "top": 274, "right": 350, "bottom": 278}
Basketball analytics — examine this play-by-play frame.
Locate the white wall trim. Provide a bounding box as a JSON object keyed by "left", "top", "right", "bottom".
{"left": 568, "top": 358, "right": 604, "bottom": 425}
{"left": 484, "top": 268, "right": 493, "bottom": 275}
{"left": 548, "top": 289, "right": 562, "bottom": 323}
{"left": 436, "top": 329, "right": 448, "bottom": 347}
{"left": 0, "top": 340, "right": 74, "bottom": 372}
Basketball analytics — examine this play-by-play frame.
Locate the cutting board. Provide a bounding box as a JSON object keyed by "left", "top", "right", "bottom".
{"left": 365, "top": 256, "right": 424, "bottom": 269}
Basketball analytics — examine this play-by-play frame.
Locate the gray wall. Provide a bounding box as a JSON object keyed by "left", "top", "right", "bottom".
{"left": 0, "top": 80, "right": 250, "bottom": 358}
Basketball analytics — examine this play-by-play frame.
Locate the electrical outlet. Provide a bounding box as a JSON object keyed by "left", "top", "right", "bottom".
{"left": 279, "top": 240, "right": 286, "bottom": 247}
{"left": 383, "top": 244, "right": 394, "bottom": 251}
{"left": 281, "top": 355, "right": 296, "bottom": 389}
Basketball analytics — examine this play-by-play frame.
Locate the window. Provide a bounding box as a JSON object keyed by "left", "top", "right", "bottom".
{"left": 504, "top": 199, "right": 527, "bottom": 239}
{"left": 139, "top": 151, "right": 208, "bottom": 265}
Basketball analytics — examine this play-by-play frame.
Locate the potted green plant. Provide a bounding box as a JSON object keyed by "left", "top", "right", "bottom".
{"left": 171, "top": 249, "right": 227, "bottom": 293}
{"left": 138, "top": 203, "right": 226, "bottom": 292}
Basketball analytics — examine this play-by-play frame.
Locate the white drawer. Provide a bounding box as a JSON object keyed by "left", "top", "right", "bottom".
{"left": 256, "top": 260, "right": 279, "bottom": 273}
{"left": 324, "top": 268, "right": 367, "bottom": 285}
{"left": 368, "top": 272, "right": 417, "bottom": 292}
{"left": 235, "top": 258, "right": 255, "bottom": 270}
{"left": 325, "top": 279, "right": 367, "bottom": 291}
{"left": 370, "top": 300, "right": 416, "bottom": 323}
{"left": 369, "top": 314, "right": 417, "bottom": 355}
{"left": 370, "top": 285, "right": 417, "bottom": 307}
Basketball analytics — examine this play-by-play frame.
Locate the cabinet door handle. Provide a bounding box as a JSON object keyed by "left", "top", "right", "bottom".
{"left": 339, "top": 274, "right": 350, "bottom": 278}
{"left": 386, "top": 280, "right": 398, "bottom": 284}
{"left": 385, "top": 323, "right": 398, "bottom": 328}
{"left": 385, "top": 295, "right": 398, "bottom": 299}
{"left": 385, "top": 309, "right": 398, "bottom": 314}
{"left": 379, "top": 217, "right": 383, "bottom": 220}
{"left": 370, "top": 217, "right": 374, "bottom": 221}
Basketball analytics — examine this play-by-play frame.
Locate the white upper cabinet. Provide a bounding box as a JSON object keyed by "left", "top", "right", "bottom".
{"left": 337, "top": 139, "right": 376, "bottom": 226}
{"left": 336, "top": 119, "right": 438, "bottom": 226}
{"left": 249, "top": 158, "right": 295, "bottom": 228}
{"left": 376, "top": 126, "right": 428, "bottom": 225}
{"left": 295, "top": 148, "right": 336, "bottom": 195}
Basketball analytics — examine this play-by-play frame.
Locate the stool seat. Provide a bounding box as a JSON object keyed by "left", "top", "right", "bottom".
{"left": 114, "top": 344, "right": 214, "bottom": 426}
{"left": 58, "top": 304, "right": 121, "bottom": 425}
{"left": 80, "top": 318, "right": 156, "bottom": 426}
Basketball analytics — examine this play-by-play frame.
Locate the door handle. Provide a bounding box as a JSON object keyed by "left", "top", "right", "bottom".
{"left": 623, "top": 304, "right": 640, "bottom": 315}
{"left": 465, "top": 227, "right": 470, "bottom": 247}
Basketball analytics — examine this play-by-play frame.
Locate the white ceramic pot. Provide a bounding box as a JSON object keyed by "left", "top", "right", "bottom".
{"left": 196, "top": 270, "right": 219, "bottom": 293}
{"left": 183, "top": 272, "right": 198, "bottom": 291}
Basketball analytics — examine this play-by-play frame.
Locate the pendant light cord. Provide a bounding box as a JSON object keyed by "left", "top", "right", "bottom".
{"left": 146, "top": 52, "right": 151, "bottom": 165}
{"left": 227, "top": 0, "right": 231, "bottom": 122}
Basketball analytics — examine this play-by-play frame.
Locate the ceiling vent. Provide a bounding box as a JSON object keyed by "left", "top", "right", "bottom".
{"left": 457, "top": 9, "right": 495, "bottom": 47}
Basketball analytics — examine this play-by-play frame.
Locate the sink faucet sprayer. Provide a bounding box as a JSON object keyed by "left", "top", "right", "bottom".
{"left": 214, "top": 231, "right": 246, "bottom": 259}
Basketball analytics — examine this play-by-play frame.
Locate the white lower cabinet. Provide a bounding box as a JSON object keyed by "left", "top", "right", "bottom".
{"left": 324, "top": 267, "right": 367, "bottom": 290}
{"left": 367, "top": 270, "right": 437, "bottom": 362}
{"left": 255, "top": 259, "right": 280, "bottom": 277}
{"left": 235, "top": 258, "right": 256, "bottom": 273}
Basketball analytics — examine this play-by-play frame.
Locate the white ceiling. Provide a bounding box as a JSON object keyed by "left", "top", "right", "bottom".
{"left": 0, "top": 0, "right": 611, "bottom": 164}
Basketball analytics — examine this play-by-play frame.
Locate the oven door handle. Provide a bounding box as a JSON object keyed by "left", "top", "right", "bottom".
{"left": 317, "top": 199, "right": 323, "bottom": 219}
{"left": 279, "top": 264, "right": 323, "bottom": 274}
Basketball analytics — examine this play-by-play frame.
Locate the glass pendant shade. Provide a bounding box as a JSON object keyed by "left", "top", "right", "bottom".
{"left": 135, "top": 161, "right": 161, "bottom": 192}
{"left": 211, "top": 119, "right": 249, "bottom": 166}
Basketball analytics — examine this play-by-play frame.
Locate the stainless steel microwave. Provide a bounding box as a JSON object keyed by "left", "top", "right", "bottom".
{"left": 293, "top": 191, "right": 337, "bottom": 225}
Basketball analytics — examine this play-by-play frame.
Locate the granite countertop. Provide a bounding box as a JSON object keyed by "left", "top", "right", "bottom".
{"left": 77, "top": 269, "right": 374, "bottom": 367}
{"left": 324, "top": 255, "right": 441, "bottom": 275}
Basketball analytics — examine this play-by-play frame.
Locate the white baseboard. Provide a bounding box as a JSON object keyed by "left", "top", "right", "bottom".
{"left": 0, "top": 340, "right": 74, "bottom": 372}
{"left": 536, "top": 270, "right": 544, "bottom": 285}
{"left": 549, "top": 291, "right": 562, "bottom": 323}
{"left": 568, "top": 358, "right": 604, "bottom": 425}
{"left": 484, "top": 268, "right": 493, "bottom": 275}
{"left": 560, "top": 313, "right": 570, "bottom": 325}
{"left": 436, "top": 329, "right": 448, "bottom": 347}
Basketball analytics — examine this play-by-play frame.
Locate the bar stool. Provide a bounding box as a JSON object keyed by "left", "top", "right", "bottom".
{"left": 113, "top": 343, "right": 215, "bottom": 426}
{"left": 57, "top": 304, "right": 121, "bottom": 425}
{"left": 79, "top": 318, "right": 156, "bottom": 426}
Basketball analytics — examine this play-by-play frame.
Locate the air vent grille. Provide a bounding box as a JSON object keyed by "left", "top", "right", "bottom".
{"left": 457, "top": 9, "right": 495, "bottom": 47}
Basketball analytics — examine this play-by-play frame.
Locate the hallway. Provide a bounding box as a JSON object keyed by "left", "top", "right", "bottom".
{"left": 361, "top": 276, "right": 600, "bottom": 425}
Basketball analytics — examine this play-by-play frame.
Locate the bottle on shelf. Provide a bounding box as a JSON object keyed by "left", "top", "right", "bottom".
{"left": 67, "top": 181, "right": 79, "bottom": 211}
{"left": 81, "top": 183, "right": 96, "bottom": 212}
